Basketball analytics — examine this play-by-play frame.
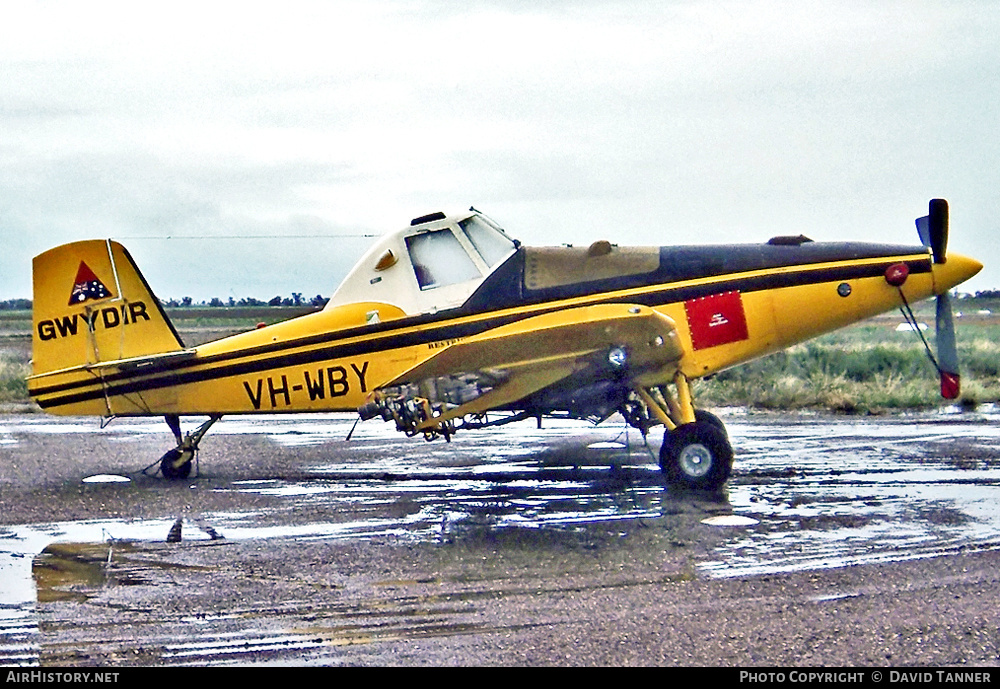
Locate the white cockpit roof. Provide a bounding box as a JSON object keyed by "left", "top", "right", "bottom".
{"left": 326, "top": 210, "right": 518, "bottom": 316}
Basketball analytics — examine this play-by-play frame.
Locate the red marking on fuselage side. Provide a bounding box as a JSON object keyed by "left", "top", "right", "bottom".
{"left": 685, "top": 291, "right": 749, "bottom": 350}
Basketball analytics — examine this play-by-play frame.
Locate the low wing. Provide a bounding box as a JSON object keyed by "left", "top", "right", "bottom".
{"left": 365, "top": 303, "right": 685, "bottom": 434}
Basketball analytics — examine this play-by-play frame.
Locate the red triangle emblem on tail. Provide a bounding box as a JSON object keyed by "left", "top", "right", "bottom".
{"left": 68, "top": 261, "right": 114, "bottom": 305}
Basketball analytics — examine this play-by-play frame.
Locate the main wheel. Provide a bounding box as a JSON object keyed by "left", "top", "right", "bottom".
{"left": 693, "top": 409, "right": 728, "bottom": 439}
{"left": 660, "top": 421, "right": 733, "bottom": 490}
{"left": 160, "top": 448, "right": 192, "bottom": 480}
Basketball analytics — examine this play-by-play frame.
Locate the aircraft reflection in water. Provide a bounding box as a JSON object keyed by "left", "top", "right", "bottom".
{"left": 28, "top": 200, "right": 981, "bottom": 489}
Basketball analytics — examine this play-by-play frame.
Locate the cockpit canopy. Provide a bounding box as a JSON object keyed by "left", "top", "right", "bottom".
{"left": 326, "top": 210, "right": 518, "bottom": 316}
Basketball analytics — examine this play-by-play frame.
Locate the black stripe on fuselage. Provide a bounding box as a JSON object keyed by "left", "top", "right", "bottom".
{"left": 32, "top": 247, "right": 931, "bottom": 410}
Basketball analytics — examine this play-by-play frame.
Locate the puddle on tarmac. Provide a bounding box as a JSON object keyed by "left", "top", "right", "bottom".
{"left": 0, "top": 415, "right": 669, "bottom": 665}
{"left": 3, "top": 409, "right": 1000, "bottom": 664}
{"left": 704, "top": 408, "right": 1000, "bottom": 577}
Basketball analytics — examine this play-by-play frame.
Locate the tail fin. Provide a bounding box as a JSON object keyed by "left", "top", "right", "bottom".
{"left": 32, "top": 240, "right": 184, "bottom": 377}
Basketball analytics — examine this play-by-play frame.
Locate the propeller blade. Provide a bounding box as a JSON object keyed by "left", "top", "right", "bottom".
{"left": 936, "top": 292, "right": 960, "bottom": 399}
{"left": 931, "top": 198, "right": 949, "bottom": 263}
{"left": 915, "top": 198, "right": 949, "bottom": 264}
{"left": 915, "top": 214, "right": 930, "bottom": 251}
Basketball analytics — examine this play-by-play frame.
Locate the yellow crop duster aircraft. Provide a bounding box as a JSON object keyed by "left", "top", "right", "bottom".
{"left": 29, "top": 200, "right": 981, "bottom": 489}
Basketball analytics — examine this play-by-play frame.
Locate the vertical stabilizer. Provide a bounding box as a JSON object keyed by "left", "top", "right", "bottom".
{"left": 32, "top": 240, "right": 184, "bottom": 376}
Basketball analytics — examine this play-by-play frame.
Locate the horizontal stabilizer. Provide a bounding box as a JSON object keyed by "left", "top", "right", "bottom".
{"left": 29, "top": 348, "right": 197, "bottom": 381}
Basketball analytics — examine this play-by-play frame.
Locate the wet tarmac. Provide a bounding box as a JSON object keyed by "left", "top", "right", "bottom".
{"left": 2, "top": 408, "right": 1000, "bottom": 666}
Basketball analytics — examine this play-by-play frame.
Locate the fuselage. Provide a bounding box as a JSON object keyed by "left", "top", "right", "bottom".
{"left": 27, "top": 236, "right": 982, "bottom": 417}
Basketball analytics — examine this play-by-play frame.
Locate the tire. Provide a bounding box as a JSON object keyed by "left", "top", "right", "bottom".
{"left": 694, "top": 409, "right": 728, "bottom": 439}
{"left": 660, "top": 421, "right": 733, "bottom": 490}
{"left": 160, "top": 448, "right": 192, "bottom": 480}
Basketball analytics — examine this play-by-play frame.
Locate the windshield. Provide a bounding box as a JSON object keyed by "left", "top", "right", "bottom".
{"left": 405, "top": 229, "right": 482, "bottom": 290}
{"left": 459, "top": 215, "right": 516, "bottom": 268}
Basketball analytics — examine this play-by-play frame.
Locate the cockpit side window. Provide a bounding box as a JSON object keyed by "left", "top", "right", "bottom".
{"left": 459, "top": 216, "right": 516, "bottom": 268}
{"left": 405, "top": 229, "right": 482, "bottom": 290}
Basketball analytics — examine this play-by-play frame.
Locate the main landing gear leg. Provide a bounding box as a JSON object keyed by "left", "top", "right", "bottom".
{"left": 637, "top": 373, "right": 733, "bottom": 490}
{"left": 159, "top": 415, "right": 221, "bottom": 480}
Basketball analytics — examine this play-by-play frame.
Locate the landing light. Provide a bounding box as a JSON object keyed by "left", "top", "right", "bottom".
{"left": 608, "top": 346, "right": 628, "bottom": 369}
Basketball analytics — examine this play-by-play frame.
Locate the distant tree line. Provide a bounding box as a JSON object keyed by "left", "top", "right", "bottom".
{"left": 0, "top": 295, "right": 328, "bottom": 310}
{"left": 163, "top": 294, "right": 328, "bottom": 308}
{"left": 0, "top": 299, "right": 31, "bottom": 310}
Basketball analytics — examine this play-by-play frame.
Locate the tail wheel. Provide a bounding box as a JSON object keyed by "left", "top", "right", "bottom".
{"left": 660, "top": 420, "right": 733, "bottom": 490}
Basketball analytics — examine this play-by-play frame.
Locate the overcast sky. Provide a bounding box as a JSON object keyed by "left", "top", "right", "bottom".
{"left": 2, "top": 0, "right": 997, "bottom": 301}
